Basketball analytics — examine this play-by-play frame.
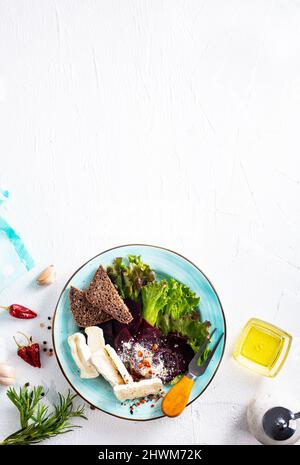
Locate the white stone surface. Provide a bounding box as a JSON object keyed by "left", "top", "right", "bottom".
{"left": 1, "top": 0, "right": 300, "bottom": 445}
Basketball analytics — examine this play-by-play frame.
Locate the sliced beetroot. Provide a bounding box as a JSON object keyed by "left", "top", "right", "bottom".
{"left": 125, "top": 299, "right": 142, "bottom": 333}
{"left": 98, "top": 320, "right": 115, "bottom": 346}
{"left": 166, "top": 333, "right": 194, "bottom": 373}
{"left": 166, "top": 332, "right": 188, "bottom": 345}
{"left": 113, "top": 299, "right": 142, "bottom": 335}
{"left": 153, "top": 347, "right": 178, "bottom": 371}
{"left": 138, "top": 318, "right": 161, "bottom": 334}
{"left": 138, "top": 319, "right": 162, "bottom": 339}
{"left": 114, "top": 327, "right": 132, "bottom": 352}
{"left": 153, "top": 347, "right": 186, "bottom": 383}
{"left": 135, "top": 332, "right": 160, "bottom": 349}
{"left": 167, "top": 332, "right": 194, "bottom": 355}
{"left": 113, "top": 318, "right": 194, "bottom": 384}
{"left": 135, "top": 320, "right": 164, "bottom": 349}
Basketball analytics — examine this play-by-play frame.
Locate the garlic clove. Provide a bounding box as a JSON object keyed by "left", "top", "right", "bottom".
{"left": 0, "top": 364, "right": 16, "bottom": 386}
{"left": 0, "top": 363, "right": 16, "bottom": 378}
{"left": 0, "top": 376, "right": 16, "bottom": 386}
{"left": 37, "top": 265, "right": 56, "bottom": 286}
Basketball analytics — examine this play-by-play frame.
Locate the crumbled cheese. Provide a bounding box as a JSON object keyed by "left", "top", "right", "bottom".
{"left": 118, "top": 340, "right": 172, "bottom": 383}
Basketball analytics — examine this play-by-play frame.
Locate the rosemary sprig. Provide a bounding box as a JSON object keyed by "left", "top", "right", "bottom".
{"left": 0, "top": 384, "right": 87, "bottom": 445}
{"left": 6, "top": 385, "right": 45, "bottom": 429}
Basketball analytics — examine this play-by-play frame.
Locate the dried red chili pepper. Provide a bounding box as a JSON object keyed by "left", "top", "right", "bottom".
{"left": 0, "top": 304, "right": 37, "bottom": 319}
{"left": 13, "top": 332, "right": 41, "bottom": 368}
{"left": 16, "top": 345, "right": 35, "bottom": 367}
{"left": 27, "top": 341, "right": 41, "bottom": 368}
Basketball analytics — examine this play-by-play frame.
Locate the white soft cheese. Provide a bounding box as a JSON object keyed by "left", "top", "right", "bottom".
{"left": 113, "top": 378, "right": 163, "bottom": 401}
{"left": 68, "top": 333, "right": 99, "bottom": 379}
{"left": 91, "top": 348, "right": 124, "bottom": 387}
{"left": 105, "top": 344, "right": 133, "bottom": 384}
{"left": 85, "top": 326, "right": 105, "bottom": 353}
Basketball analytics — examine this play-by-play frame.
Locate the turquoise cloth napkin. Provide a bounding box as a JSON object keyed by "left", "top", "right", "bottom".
{"left": 0, "top": 187, "right": 34, "bottom": 292}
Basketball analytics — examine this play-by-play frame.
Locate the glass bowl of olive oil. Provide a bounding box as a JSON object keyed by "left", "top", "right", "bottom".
{"left": 233, "top": 318, "right": 292, "bottom": 377}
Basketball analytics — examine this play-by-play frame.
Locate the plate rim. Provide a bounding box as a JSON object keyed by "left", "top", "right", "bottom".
{"left": 52, "top": 243, "right": 227, "bottom": 422}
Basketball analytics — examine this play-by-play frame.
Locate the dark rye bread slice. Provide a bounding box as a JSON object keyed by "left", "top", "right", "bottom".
{"left": 69, "top": 286, "right": 112, "bottom": 328}
{"left": 86, "top": 265, "right": 133, "bottom": 324}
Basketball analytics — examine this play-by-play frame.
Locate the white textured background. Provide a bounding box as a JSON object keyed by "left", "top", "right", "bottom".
{"left": 1, "top": 0, "right": 300, "bottom": 445}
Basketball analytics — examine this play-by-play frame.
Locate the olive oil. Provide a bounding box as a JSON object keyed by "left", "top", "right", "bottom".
{"left": 233, "top": 318, "right": 292, "bottom": 377}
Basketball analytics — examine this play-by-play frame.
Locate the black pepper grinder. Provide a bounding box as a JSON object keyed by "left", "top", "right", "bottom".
{"left": 263, "top": 406, "right": 300, "bottom": 441}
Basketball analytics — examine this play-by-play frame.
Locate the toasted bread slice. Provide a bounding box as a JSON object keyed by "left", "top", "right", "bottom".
{"left": 69, "top": 286, "right": 112, "bottom": 328}
{"left": 85, "top": 266, "right": 133, "bottom": 324}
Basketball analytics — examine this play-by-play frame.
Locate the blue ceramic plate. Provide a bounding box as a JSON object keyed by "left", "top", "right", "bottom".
{"left": 53, "top": 244, "right": 226, "bottom": 421}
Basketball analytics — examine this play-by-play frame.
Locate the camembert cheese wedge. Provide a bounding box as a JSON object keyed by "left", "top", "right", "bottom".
{"left": 113, "top": 378, "right": 163, "bottom": 401}
{"left": 91, "top": 348, "right": 123, "bottom": 387}
{"left": 105, "top": 344, "right": 133, "bottom": 384}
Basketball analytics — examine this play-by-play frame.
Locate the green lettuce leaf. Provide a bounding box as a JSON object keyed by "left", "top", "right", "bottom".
{"left": 163, "top": 279, "right": 200, "bottom": 320}
{"left": 141, "top": 278, "right": 200, "bottom": 326}
{"left": 141, "top": 281, "right": 168, "bottom": 326}
{"left": 157, "top": 310, "right": 211, "bottom": 355}
{"left": 107, "top": 255, "right": 155, "bottom": 301}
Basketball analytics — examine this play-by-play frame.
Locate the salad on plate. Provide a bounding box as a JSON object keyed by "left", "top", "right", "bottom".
{"left": 68, "top": 255, "right": 211, "bottom": 406}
